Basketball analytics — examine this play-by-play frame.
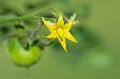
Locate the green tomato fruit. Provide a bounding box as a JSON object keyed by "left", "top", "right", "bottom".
{"left": 8, "top": 38, "right": 41, "bottom": 68}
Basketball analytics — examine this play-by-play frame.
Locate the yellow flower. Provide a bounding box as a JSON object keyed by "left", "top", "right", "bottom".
{"left": 42, "top": 14, "right": 78, "bottom": 52}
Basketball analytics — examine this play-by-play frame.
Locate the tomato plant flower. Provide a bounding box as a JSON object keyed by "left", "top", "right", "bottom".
{"left": 42, "top": 14, "right": 78, "bottom": 52}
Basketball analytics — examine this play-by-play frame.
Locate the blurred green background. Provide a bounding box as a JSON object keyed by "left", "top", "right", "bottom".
{"left": 0, "top": 0, "right": 120, "bottom": 79}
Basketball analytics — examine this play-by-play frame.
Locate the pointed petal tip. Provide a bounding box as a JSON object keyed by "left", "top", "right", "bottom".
{"left": 74, "top": 40, "right": 78, "bottom": 43}
{"left": 59, "top": 15, "right": 62, "bottom": 17}
{"left": 42, "top": 17, "right": 48, "bottom": 24}
{"left": 46, "top": 35, "right": 53, "bottom": 39}
{"left": 57, "top": 15, "right": 64, "bottom": 27}
{"left": 73, "top": 13, "right": 76, "bottom": 18}
{"left": 41, "top": 17, "right": 44, "bottom": 20}
{"left": 58, "top": 15, "right": 63, "bottom": 20}
{"left": 46, "top": 36, "right": 50, "bottom": 39}
{"left": 70, "top": 38, "right": 78, "bottom": 43}
{"left": 64, "top": 48, "right": 68, "bottom": 52}
{"left": 61, "top": 43, "right": 68, "bottom": 52}
{"left": 70, "top": 37, "right": 78, "bottom": 43}
{"left": 42, "top": 17, "right": 45, "bottom": 23}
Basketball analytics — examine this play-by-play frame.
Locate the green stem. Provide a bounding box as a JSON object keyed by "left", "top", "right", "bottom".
{"left": 0, "top": 7, "right": 52, "bottom": 25}
{"left": 0, "top": 15, "right": 39, "bottom": 25}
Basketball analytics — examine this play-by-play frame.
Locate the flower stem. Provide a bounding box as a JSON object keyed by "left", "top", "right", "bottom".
{"left": 0, "top": 7, "right": 52, "bottom": 25}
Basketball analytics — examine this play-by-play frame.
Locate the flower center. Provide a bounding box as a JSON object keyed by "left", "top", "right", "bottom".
{"left": 56, "top": 28, "right": 64, "bottom": 41}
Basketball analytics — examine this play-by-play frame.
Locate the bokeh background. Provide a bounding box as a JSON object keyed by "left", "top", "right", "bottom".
{"left": 0, "top": 0, "right": 120, "bottom": 79}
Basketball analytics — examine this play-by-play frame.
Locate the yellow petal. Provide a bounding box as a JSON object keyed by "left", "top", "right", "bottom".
{"left": 42, "top": 17, "right": 55, "bottom": 31}
{"left": 56, "top": 28, "right": 64, "bottom": 41}
{"left": 57, "top": 36, "right": 67, "bottom": 52}
{"left": 65, "top": 14, "right": 76, "bottom": 29}
{"left": 64, "top": 30, "right": 78, "bottom": 43}
{"left": 57, "top": 15, "right": 64, "bottom": 27}
{"left": 46, "top": 31, "right": 57, "bottom": 39}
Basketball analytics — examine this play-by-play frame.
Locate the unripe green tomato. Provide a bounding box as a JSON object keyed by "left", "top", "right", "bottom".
{"left": 8, "top": 38, "right": 41, "bottom": 68}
